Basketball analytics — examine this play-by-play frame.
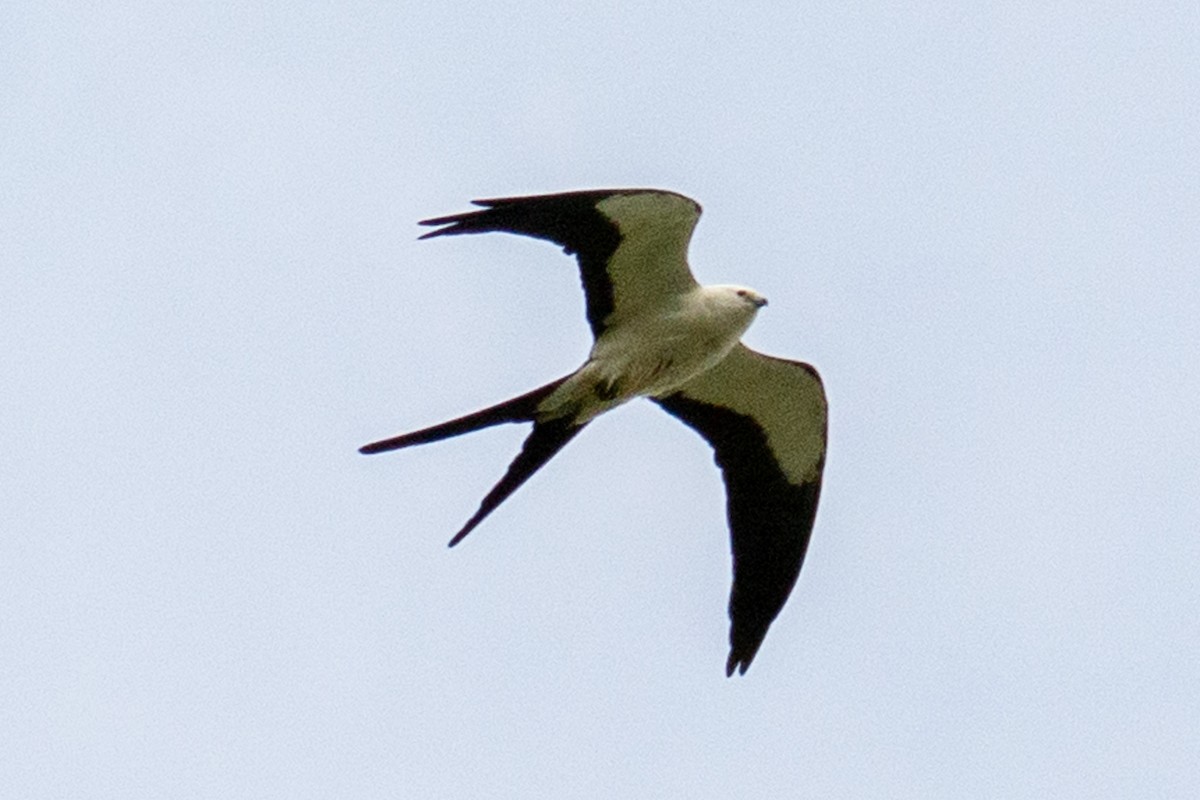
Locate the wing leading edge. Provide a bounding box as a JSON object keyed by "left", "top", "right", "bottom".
{"left": 655, "top": 344, "right": 828, "bottom": 676}
{"left": 418, "top": 189, "right": 701, "bottom": 337}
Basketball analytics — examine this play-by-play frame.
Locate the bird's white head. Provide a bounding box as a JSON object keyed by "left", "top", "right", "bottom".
{"left": 694, "top": 285, "right": 769, "bottom": 343}
{"left": 709, "top": 284, "right": 769, "bottom": 312}
{"left": 734, "top": 286, "right": 768, "bottom": 310}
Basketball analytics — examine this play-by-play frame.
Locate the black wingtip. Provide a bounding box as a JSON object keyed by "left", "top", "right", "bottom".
{"left": 417, "top": 199, "right": 502, "bottom": 237}
{"left": 418, "top": 212, "right": 460, "bottom": 227}
{"left": 417, "top": 219, "right": 456, "bottom": 240}
{"left": 726, "top": 635, "right": 766, "bottom": 676}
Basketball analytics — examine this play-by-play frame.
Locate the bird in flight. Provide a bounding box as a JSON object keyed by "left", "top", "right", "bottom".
{"left": 361, "top": 189, "right": 827, "bottom": 675}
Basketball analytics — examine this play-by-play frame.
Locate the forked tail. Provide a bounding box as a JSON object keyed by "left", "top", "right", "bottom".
{"left": 447, "top": 418, "right": 586, "bottom": 546}
{"left": 360, "top": 375, "right": 586, "bottom": 546}
{"left": 359, "top": 375, "right": 569, "bottom": 454}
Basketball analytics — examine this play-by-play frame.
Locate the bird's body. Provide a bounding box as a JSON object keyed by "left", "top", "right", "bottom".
{"left": 362, "top": 189, "right": 827, "bottom": 675}
{"left": 540, "top": 283, "right": 765, "bottom": 424}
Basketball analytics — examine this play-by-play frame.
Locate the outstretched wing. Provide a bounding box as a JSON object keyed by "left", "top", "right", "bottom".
{"left": 654, "top": 344, "right": 828, "bottom": 676}
{"left": 419, "top": 189, "right": 702, "bottom": 337}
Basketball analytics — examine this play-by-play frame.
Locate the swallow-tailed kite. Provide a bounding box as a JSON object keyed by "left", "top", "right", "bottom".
{"left": 361, "top": 189, "right": 827, "bottom": 675}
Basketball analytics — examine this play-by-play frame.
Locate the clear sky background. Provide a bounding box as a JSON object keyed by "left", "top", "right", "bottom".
{"left": 4, "top": 3, "right": 1198, "bottom": 797}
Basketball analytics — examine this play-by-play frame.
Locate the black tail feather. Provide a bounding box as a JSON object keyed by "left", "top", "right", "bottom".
{"left": 448, "top": 419, "right": 586, "bottom": 547}
{"left": 359, "top": 376, "right": 569, "bottom": 455}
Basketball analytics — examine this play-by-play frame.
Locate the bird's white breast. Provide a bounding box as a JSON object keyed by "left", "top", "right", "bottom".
{"left": 537, "top": 285, "right": 762, "bottom": 423}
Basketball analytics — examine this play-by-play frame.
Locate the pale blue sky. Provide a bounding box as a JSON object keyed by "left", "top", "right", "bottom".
{"left": 4, "top": 3, "right": 1198, "bottom": 797}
